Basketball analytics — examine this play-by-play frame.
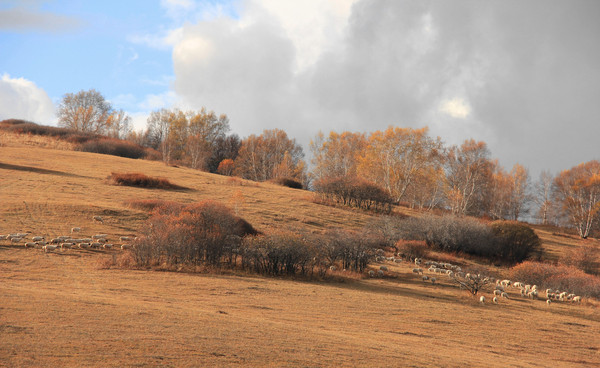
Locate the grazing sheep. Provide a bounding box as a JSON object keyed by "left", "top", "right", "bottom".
{"left": 78, "top": 243, "right": 91, "bottom": 249}
{"left": 501, "top": 279, "right": 511, "bottom": 287}
{"left": 493, "top": 297, "right": 499, "bottom": 304}
{"left": 495, "top": 285, "right": 505, "bottom": 291}
{"left": 93, "top": 216, "right": 103, "bottom": 223}
{"left": 513, "top": 282, "right": 523, "bottom": 288}
{"left": 368, "top": 270, "right": 375, "bottom": 277}
{"left": 377, "top": 270, "right": 384, "bottom": 277}
{"left": 493, "top": 290, "right": 502, "bottom": 297}
{"left": 480, "top": 296, "right": 485, "bottom": 304}
{"left": 42, "top": 245, "right": 57, "bottom": 252}
{"left": 25, "top": 242, "right": 36, "bottom": 248}
{"left": 60, "top": 242, "right": 74, "bottom": 249}
{"left": 547, "top": 299, "right": 552, "bottom": 305}
{"left": 380, "top": 266, "right": 388, "bottom": 271}
{"left": 92, "top": 234, "right": 108, "bottom": 239}
{"left": 330, "top": 265, "right": 337, "bottom": 271}
{"left": 11, "top": 237, "right": 22, "bottom": 243}
{"left": 572, "top": 296, "right": 582, "bottom": 303}
{"left": 501, "top": 292, "right": 509, "bottom": 299}
{"left": 0, "top": 235, "right": 8, "bottom": 240}
{"left": 422, "top": 275, "right": 429, "bottom": 281}
{"left": 430, "top": 277, "right": 436, "bottom": 285}
{"left": 520, "top": 289, "right": 526, "bottom": 297}
{"left": 120, "top": 236, "right": 131, "bottom": 241}
{"left": 412, "top": 268, "right": 423, "bottom": 275}
{"left": 90, "top": 242, "right": 102, "bottom": 248}
{"left": 394, "top": 258, "right": 402, "bottom": 263}
{"left": 71, "top": 227, "right": 81, "bottom": 233}
{"left": 31, "top": 236, "right": 44, "bottom": 242}
{"left": 120, "top": 244, "right": 132, "bottom": 250}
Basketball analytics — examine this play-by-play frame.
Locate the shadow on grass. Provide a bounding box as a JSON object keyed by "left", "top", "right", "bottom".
{"left": 0, "top": 162, "right": 88, "bottom": 178}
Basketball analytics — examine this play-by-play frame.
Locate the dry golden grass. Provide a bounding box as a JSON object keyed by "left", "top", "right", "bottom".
{"left": 0, "top": 130, "right": 75, "bottom": 150}
{"left": 1, "top": 145, "right": 599, "bottom": 367}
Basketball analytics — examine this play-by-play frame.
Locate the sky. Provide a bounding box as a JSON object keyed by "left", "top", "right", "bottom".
{"left": 1, "top": 0, "right": 599, "bottom": 178}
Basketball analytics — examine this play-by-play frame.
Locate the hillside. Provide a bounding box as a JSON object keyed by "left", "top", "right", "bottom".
{"left": 1, "top": 144, "right": 599, "bottom": 367}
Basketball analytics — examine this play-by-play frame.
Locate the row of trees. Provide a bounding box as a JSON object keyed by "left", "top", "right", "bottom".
{"left": 56, "top": 90, "right": 600, "bottom": 238}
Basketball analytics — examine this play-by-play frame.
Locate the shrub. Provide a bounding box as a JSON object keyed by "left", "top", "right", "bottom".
{"left": 78, "top": 138, "right": 147, "bottom": 159}
{"left": 133, "top": 200, "right": 257, "bottom": 268}
{"left": 510, "top": 261, "right": 600, "bottom": 298}
{"left": 314, "top": 176, "right": 393, "bottom": 213}
{"left": 562, "top": 244, "right": 599, "bottom": 275}
{"left": 272, "top": 177, "right": 303, "bottom": 189}
{"left": 216, "top": 159, "right": 235, "bottom": 176}
{"left": 490, "top": 221, "right": 542, "bottom": 264}
{"left": 396, "top": 240, "right": 429, "bottom": 260}
{"left": 108, "top": 172, "right": 187, "bottom": 190}
{"left": 124, "top": 199, "right": 184, "bottom": 211}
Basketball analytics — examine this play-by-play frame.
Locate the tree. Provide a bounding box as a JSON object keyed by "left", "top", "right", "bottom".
{"left": 234, "top": 129, "right": 305, "bottom": 182}
{"left": 57, "top": 89, "right": 120, "bottom": 134}
{"left": 310, "top": 131, "right": 367, "bottom": 182}
{"left": 534, "top": 170, "right": 556, "bottom": 225}
{"left": 146, "top": 108, "right": 186, "bottom": 164}
{"left": 507, "top": 164, "right": 530, "bottom": 221}
{"left": 207, "top": 134, "right": 241, "bottom": 173}
{"left": 553, "top": 160, "right": 600, "bottom": 238}
{"left": 185, "top": 108, "right": 229, "bottom": 170}
{"left": 358, "top": 126, "right": 444, "bottom": 204}
{"left": 445, "top": 139, "right": 493, "bottom": 216}
{"left": 105, "top": 109, "right": 132, "bottom": 139}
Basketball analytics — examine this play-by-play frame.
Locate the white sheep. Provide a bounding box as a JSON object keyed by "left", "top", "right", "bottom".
{"left": 120, "top": 236, "right": 131, "bottom": 241}
{"left": 501, "top": 279, "right": 511, "bottom": 287}
{"left": 572, "top": 296, "right": 582, "bottom": 303}
{"left": 93, "top": 216, "right": 103, "bottom": 223}
{"left": 480, "top": 296, "right": 485, "bottom": 304}
{"left": 546, "top": 299, "right": 552, "bottom": 305}
{"left": 412, "top": 268, "right": 423, "bottom": 275}
{"left": 43, "top": 245, "right": 57, "bottom": 252}
{"left": 377, "top": 270, "right": 384, "bottom": 277}
{"left": 380, "top": 266, "right": 388, "bottom": 271}
{"left": 121, "top": 244, "right": 132, "bottom": 250}
{"left": 31, "top": 236, "right": 44, "bottom": 242}
{"left": 394, "top": 258, "right": 402, "bottom": 263}
{"left": 90, "top": 242, "right": 102, "bottom": 248}
{"left": 92, "top": 234, "right": 108, "bottom": 239}
{"left": 78, "top": 243, "right": 91, "bottom": 249}
{"left": 501, "top": 292, "right": 509, "bottom": 299}
{"left": 25, "top": 242, "right": 36, "bottom": 248}
{"left": 422, "top": 275, "right": 429, "bottom": 281}
{"left": 0, "top": 235, "right": 8, "bottom": 240}
{"left": 368, "top": 270, "right": 375, "bottom": 277}
{"left": 11, "top": 237, "right": 22, "bottom": 243}
{"left": 60, "top": 242, "right": 74, "bottom": 249}
{"left": 493, "top": 297, "right": 499, "bottom": 304}
{"left": 71, "top": 227, "right": 81, "bottom": 233}
{"left": 430, "top": 277, "right": 436, "bottom": 285}
{"left": 329, "top": 265, "right": 337, "bottom": 271}
{"left": 493, "top": 290, "right": 502, "bottom": 297}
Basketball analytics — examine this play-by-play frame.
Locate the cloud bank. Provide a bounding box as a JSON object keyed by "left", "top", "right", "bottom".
{"left": 0, "top": 74, "right": 55, "bottom": 123}
{"left": 167, "top": 0, "right": 600, "bottom": 175}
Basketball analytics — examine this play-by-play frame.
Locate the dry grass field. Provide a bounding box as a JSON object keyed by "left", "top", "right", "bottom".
{"left": 1, "top": 144, "right": 599, "bottom": 367}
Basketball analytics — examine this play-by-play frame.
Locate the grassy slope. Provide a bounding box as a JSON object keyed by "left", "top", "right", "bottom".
{"left": 1, "top": 145, "right": 599, "bottom": 367}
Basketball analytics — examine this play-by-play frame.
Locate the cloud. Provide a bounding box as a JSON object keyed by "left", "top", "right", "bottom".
{"left": 0, "top": 6, "right": 81, "bottom": 33}
{"left": 0, "top": 74, "right": 55, "bottom": 123}
{"left": 169, "top": 0, "right": 600, "bottom": 176}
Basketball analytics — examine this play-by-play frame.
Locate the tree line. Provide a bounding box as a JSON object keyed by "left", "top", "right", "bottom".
{"left": 56, "top": 89, "right": 600, "bottom": 238}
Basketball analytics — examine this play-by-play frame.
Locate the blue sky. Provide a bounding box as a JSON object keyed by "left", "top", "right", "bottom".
{"left": 1, "top": 0, "right": 600, "bottom": 177}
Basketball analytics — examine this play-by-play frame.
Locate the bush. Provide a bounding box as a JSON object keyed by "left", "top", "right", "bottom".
{"left": 272, "top": 177, "right": 303, "bottom": 189}
{"left": 314, "top": 176, "right": 393, "bottom": 213}
{"left": 78, "top": 138, "right": 147, "bottom": 159}
{"left": 491, "top": 221, "right": 542, "bottom": 264}
{"left": 561, "top": 244, "right": 599, "bottom": 275}
{"left": 510, "top": 261, "right": 600, "bottom": 298}
{"left": 396, "top": 240, "right": 429, "bottom": 260}
{"left": 108, "top": 172, "right": 187, "bottom": 190}
{"left": 133, "top": 201, "right": 257, "bottom": 268}
{"left": 394, "top": 216, "right": 540, "bottom": 264}
{"left": 124, "top": 199, "right": 184, "bottom": 211}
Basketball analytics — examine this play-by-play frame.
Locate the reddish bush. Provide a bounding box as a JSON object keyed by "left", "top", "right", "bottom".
{"left": 217, "top": 159, "right": 235, "bottom": 176}
{"left": 510, "top": 261, "right": 600, "bottom": 298}
{"left": 108, "top": 172, "right": 187, "bottom": 190}
{"left": 396, "top": 240, "right": 429, "bottom": 260}
{"left": 78, "top": 138, "right": 147, "bottom": 159}
{"left": 561, "top": 244, "right": 599, "bottom": 275}
{"left": 133, "top": 200, "right": 257, "bottom": 267}
{"left": 314, "top": 175, "right": 393, "bottom": 213}
{"left": 124, "top": 199, "right": 184, "bottom": 211}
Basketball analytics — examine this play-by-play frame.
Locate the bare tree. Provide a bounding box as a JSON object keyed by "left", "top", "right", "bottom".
{"left": 450, "top": 270, "right": 491, "bottom": 295}
{"left": 57, "top": 89, "right": 113, "bottom": 134}
{"left": 534, "top": 170, "right": 555, "bottom": 225}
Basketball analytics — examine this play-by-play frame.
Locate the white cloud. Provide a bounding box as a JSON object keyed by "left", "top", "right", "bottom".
{"left": 439, "top": 98, "right": 471, "bottom": 119}
{"left": 0, "top": 74, "right": 55, "bottom": 123}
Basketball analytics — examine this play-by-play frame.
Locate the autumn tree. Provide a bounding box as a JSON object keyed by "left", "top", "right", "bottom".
{"left": 310, "top": 131, "right": 367, "bottom": 182}
{"left": 445, "top": 139, "right": 493, "bottom": 216}
{"left": 185, "top": 109, "right": 230, "bottom": 170}
{"left": 506, "top": 164, "right": 531, "bottom": 220}
{"left": 358, "top": 126, "right": 444, "bottom": 204}
{"left": 234, "top": 129, "right": 305, "bottom": 182}
{"left": 146, "top": 108, "right": 187, "bottom": 164}
{"left": 553, "top": 160, "right": 600, "bottom": 238}
{"left": 57, "top": 89, "right": 130, "bottom": 136}
{"left": 534, "top": 170, "right": 557, "bottom": 225}
{"left": 206, "top": 134, "right": 241, "bottom": 173}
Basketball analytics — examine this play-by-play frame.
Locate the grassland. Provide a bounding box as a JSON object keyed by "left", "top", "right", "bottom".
{"left": 1, "top": 143, "right": 599, "bottom": 367}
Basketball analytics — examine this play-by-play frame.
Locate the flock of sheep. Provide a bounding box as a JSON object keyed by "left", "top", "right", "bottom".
{"left": 0, "top": 217, "right": 135, "bottom": 253}
{"left": 371, "top": 252, "right": 584, "bottom": 307}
